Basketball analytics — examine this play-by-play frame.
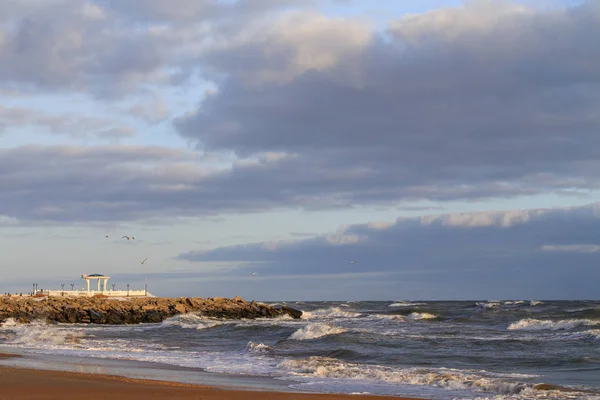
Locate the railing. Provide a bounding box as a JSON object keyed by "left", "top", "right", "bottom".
{"left": 35, "top": 290, "right": 151, "bottom": 297}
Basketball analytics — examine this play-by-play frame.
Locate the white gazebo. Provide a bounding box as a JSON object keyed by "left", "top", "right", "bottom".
{"left": 81, "top": 273, "right": 110, "bottom": 293}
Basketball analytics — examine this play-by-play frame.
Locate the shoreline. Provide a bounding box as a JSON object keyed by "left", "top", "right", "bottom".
{"left": 0, "top": 352, "right": 427, "bottom": 399}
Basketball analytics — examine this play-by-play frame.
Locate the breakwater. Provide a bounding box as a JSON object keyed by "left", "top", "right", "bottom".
{"left": 0, "top": 295, "right": 302, "bottom": 324}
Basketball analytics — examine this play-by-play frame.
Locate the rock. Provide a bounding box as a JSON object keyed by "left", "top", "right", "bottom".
{"left": 0, "top": 295, "right": 303, "bottom": 325}
{"left": 280, "top": 306, "right": 303, "bottom": 319}
{"left": 174, "top": 304, "right": 186, "bottom": 314}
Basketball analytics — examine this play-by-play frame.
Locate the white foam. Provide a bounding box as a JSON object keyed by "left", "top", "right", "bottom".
{"left": 508, "top": 318, "right": 600, "bottom": 331}
{"left": 476, "top": 301, "right": 502, "bottom": 309}
{"left": 559, "top": 329, "right": 600, "bottom": 341}
{"left": 279, "top": 356, "right": 531, "bottom": 395}
{"left": 160, "top": 313, "right": 223, "bottom": 330}
{"left": 245, "top": 341, "right": 272, "bottom": 354}
{"left": 301, "top": 307, "right": 362, "bottom": 320}
{"left": 389, "top": 301, "right": 426, "bottom": 307}
{"left": 407, "top": 312, "right": 438, "bottom": 320}
{"left": 0, "top": 319, "right": 85, "bottom": 348}
{"left": 369, "top": 314, "right": 406, "bottom": 322}
{"left": 530, "top": 300, "right": 544, "bottom": 306}
{"left": 289, "top": 323, "right": 348, "bottom": 340}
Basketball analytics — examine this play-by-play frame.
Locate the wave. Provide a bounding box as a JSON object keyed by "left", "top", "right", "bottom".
{"left": 301, "top": 307, "right": 362, "bottom": 320}
{"left": 160, "top": 313, "right": 223, "bottom": 330}
{"left": 0, "top": 318, "right": 84, "bottom": 347}
{"left": 279, "top": 356, "right": 534, "bottom": 396}
{"left": 508, "top": 318, "right": 600, "bottom": 331}
{"left": 476, "top": 300, "right": 543, "bottom": 310}
{"left": 559, "top": 329, "right": 600, "bottom": 341}
{"left": 407, "top": 312, "right": 438, "bottom": 320}
{"left": 389, "top": 301, "right": 426, "bottom": 308}
{"left": 288, "top": 323, "right": 348, "bottom": 340}
{"left": 508, "top": 319, "right": 600, "bottom": 332}
{"left": 245, "top": 341, "right": 272, "bottom": 354}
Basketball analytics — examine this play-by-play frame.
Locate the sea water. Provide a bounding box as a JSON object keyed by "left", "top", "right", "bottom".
{"left": 1, "top": 300, "right": 599, "bottom": 399}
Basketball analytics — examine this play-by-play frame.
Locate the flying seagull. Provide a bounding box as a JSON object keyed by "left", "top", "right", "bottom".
{"left": 122, "top": 236, "right": 135, "bottom": 240}
{"left": 140, "top": 258, "right": 148, "bottom": 265}
{"left": 248, "top": 272, "right": 257, "bottom": 277}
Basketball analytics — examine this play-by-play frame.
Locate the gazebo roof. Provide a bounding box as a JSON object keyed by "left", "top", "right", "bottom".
{"left": 82, "top": 274, "right": 110, "bottom": 278}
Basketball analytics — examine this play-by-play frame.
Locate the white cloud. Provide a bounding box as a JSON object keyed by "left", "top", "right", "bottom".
{"left": 540, "top": 244, "right": 600, "bottom": 253}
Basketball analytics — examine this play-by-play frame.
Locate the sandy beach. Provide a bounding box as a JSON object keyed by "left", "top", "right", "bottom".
{"left": 0, "top": 354, "right": 424, "bottom": 400}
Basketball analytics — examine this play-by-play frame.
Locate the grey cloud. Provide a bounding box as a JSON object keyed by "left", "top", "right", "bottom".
{"left": 176, "top": 1, "right": 600, "bottom": 203}
{"left": 0, "top": 0, "right": 318, "bottom": 96}
{"left": 103, "top": 0, "right": 313, "bottom": 23}
{"left": 0, "top": 105, "right": 137, "bottom": 139}
{"left": 2, "top": 143, "right": 597, "bottom": 226}
{"left": 177, "top": 202, "right": 600, "bottom": 299}
{"left": 2, "top": 145, "right": 391, "bottom": 224}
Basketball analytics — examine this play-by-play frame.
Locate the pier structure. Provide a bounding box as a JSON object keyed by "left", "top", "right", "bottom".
{"left": 32, "top": 273, "right": 152, "bottom": 297}
{"left": 82, "top": 273, "right": 110, "bottom": 293}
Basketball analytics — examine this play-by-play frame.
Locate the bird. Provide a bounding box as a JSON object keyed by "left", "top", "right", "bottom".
{"left": 248, "top": 272, "right": 257, "bottom": 277}
{"left": 350, "top": 261, "right": 354, "bottom": 264}
{"left": 105, "top": 235, "right": 109, "bottom": 239}
{"left": 140, "top": 258, "right": 148, "bottom": 265}
{"left": 122, "top": 236, "right": 135, "bottom": 240}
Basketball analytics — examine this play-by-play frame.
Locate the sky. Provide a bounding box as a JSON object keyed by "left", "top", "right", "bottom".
{"left": 1, "top": 0, "right": 599, "bottom": 300}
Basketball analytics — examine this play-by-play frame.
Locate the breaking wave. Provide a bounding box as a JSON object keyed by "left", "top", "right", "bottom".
{"left": 508, "top": 319, "right": 600, "bottom": 331}
{"left": 407, "top": 312, "right": 438, "bottom": 320}
{"left": 389, "top": 301, "right": 426, "bottom": 308}
{"left": 301, "top": 307, "right": 362, "bottom": 320}
{"left": 0, "top": 318, "right": 84, "bottom": 347}
{"left": 289, "top": 323, "right": 348, "bottom": 340}
{"left": 280, "top": 356, "right": 534, "bottom": 395}
{"left": 160, "top": 313, "right": 223, "bottom": 330}
{"left": 245, "top": 341, "right": 272, "bottom": 354}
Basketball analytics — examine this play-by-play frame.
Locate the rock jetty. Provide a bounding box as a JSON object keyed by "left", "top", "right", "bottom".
{"left": 0, "top": 295, "right": 302, "bottom": 324}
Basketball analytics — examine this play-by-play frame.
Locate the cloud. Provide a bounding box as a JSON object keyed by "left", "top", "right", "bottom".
{"left": 176, "top": 0, "right": 600, "bottom": 205}
{"left": 0, "top": 105, "right": 137, "bottom": 139}
{"left": 0, "top": 0, "right": 319, "bottom": 97}
{"left": 198, "top": 11, "right": 373, "bottom": 85}
{"left": 178, "top": 202, "right": 600, "bottom": 299}
{"left": 3, "top": 144, "right": 401, "bottom": 224}
{"left": 540, "top": 244, "right": 600, "bottom": 253}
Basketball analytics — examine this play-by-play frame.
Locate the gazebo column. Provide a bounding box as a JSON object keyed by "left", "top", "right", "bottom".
{"left": 103, "top": 278, "right": 108, "bottom": 292}
{"left": 97, "top": 279, "right": 100, "bottom": 292}
{"left": 86, "top": 279, "right": 90, "bottom": 293}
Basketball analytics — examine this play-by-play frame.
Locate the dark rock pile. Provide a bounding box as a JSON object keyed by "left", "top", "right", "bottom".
{"left": 0, "top": 295, "right": 302, "bottom": 324}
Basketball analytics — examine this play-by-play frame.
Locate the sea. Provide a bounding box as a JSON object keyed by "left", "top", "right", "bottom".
{"left": 0, "top": 300, "right": 599, "bottom": 400}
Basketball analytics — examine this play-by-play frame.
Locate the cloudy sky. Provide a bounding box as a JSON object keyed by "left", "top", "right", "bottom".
{"left": 1, "top": 0, "right": 598, "bottom": 300}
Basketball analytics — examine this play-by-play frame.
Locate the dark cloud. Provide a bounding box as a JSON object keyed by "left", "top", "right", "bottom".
{"left": 176, "top": 1, "right": 600, "bottom": 203}
{"left": 178, "top": 202, "right": 600, "bottom": 299}
{"left": 2, "top": 145, "right": 386, "bottom": 224}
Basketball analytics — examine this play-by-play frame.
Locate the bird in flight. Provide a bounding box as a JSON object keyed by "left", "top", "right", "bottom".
{"left": 140, "top": 258, "right": 148, "bottom": 265}
{"left": 122, "top": 236, "right": 135, "bottom": 240}
{"left": 248, "top": 272, "right": 257, "bottom": 277}
{"left": 105, "top": 235, "right": 109, "bottom": 239}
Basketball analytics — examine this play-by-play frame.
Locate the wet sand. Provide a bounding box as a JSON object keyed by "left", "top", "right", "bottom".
{"left": 0, "top": 354, "right": 426, "bottom": 400}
